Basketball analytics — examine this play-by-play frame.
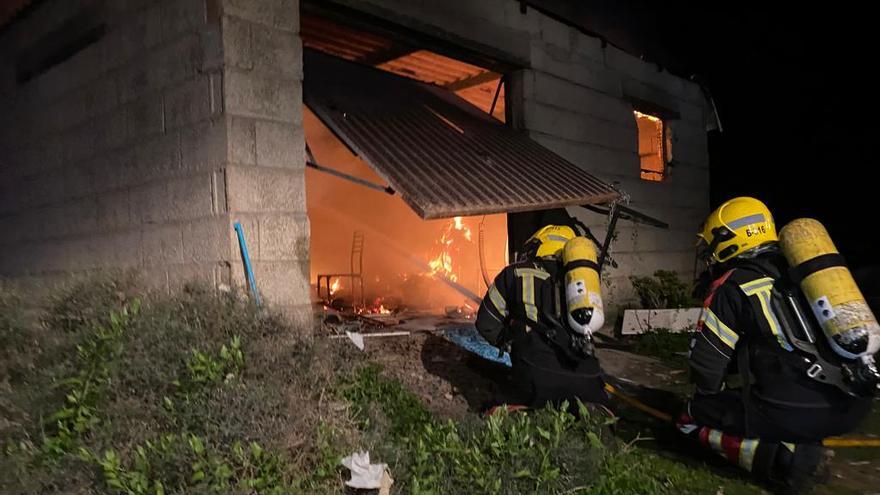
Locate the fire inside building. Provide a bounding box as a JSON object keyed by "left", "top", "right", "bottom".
{"left": 3, "top": 1, "right": 879, "bottom": 492}
{"left": 0, "top": 0, "right": 714, "bottom": 330}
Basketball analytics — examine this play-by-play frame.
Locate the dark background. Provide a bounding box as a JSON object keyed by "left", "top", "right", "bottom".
{"left": 530, "top": 1, "right": 875, "bottom": 274}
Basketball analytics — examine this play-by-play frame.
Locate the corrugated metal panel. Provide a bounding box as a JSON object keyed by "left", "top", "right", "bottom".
{"left": 301, "top": 14, "right": 391, "bottom": 62}
{"left": 303, "top": 49, "right": 619, "bottom": 219}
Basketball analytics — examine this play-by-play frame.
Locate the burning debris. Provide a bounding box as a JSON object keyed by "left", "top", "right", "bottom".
{"left": 444, "top": 303, "right": 477, "bottom": 319}
{"left": 427, "top": 216, "right": 473, "bottom": 282}
{"left": 329, "top": 278, "right": 342, "bottom": 296}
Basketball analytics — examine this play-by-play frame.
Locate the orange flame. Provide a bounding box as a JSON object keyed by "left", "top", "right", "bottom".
{"left": 426, "top": 216, "right": 472, "bottom": 282}
{"left": 329, "top": 278, "right": 341, "bottom": 296}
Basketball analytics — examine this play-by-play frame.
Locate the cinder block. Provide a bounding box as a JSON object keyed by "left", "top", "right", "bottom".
{"left": 613, "top": 176, "right": 707, "bottom": 210}
{"left": 117, "top": 34, "right": 202, "bottom": 104}
{"left": 60, "top": 125, "right": 95, "bottom": 166}
{"left": 434, "top": 0, "right": 508, "bottom": 25}
{"left": 130, "top": 181, "right": 167, "bottom": 225}
{"left": 222, "top": 0, "right": 298, "bottom": 32}
{"left": 572, "top": 32, "right": 603, "bottom": 61}
{"left": 107, "top": 4, "right": 163, "bottom": 70}
{"left": 260, "top": 213, "right": 308, "bottom": 261}
{"left": 225, "top": 165, "right": 306, "bottom": 213}
{"left": 682, "top": 79, "right": 706, "bottom": 105}
{"left": 255, "top": 119, "right": 303, "bottom": 168}
{"left": 606, "top": 226, "right": 697, "bottom": 254}
{"left": 602, "top": 250, "right": 696, "bottom": 280}
{"left": 250, "top": 22, "right": 302, "bottom": 79}
{"left": 624, "top": 202, "right": 707, "bottom": 233}
{"left": 539, "top": 15, "right": 571, "bottom": 51}
{"left": 529, "top": 132, "right": 639, "bottom": 178}
{"left": 224, "top": 68, "right": 300, "bottom": 122}
{"left": 530, "top": 72, "right": 635, "bottom": 126}
{"left": 201, "top": 24, "right": 225, "bottom": 73}
{"left": 222, "top": 15, "right": 253, "bottom": 71}
{"left": 24, "top": 170, "right": 65, "bottom": 210}
{"left": 87, "top": 150, "right": 133, "bottom": 194}
{"left": 502, "top": 0, "right": 540, "bottom": 33}
{"left": 132, "top": 174, "right": 215, "bottom": 224}
{"left": 530, "top": 42, "right": 621, "bottom": 97}
{"left": 160, "top": 0, "right": 208, "bottom": 41}
{"left": 669, "top": 121, "right": 709, "bottom": 168}
{"left": 99, "top": 229, "right": 144, "bottom": 268}
{"left": 165, "top": 261, "right": 227, "bottom": 291}
{"left": 666, "top": 162, "right": 709, "bottom": 190}
{"left": 130, "top": 132, "right": 181, "bottom": 184}
{"left": 126, "top": 93, "right": 165, "bottom": 141}
{"left": 180, "top": 119, "right": 229, "bottom": 172}
{"left": 83, "top": 76, "right": 120, "bottom": 121}
{"left": 227, "top": 116, "right": 256, "bottom": 165}
{"left": 604, "top": 45, "right": 686, "bottom": 96}
{"left": 65, "top": 198, "right": 100, "bottom": 237}
{"left": 163, "top": 77, "right": 212, "bottom": 130}
{"left": 142, "top": 224, "right": 185, "bottom": 265}
{"left": 229, "top": 259, "right": 312, "bottom": 308}
{"left": 522, "top": 100, "right": 636, "bottom": 152}
{"left": 165, "top": 173, "right": 216, "bottom": 221}
{"left": 96, "top": 190, "right": 132, "bottom": 230}
{"left": 621, "top": 78, "right": 680, "bottom": 116}
{"left": 678, "top": 100, "right": 704, "bottom": 126}
{"left": 92, "top": 110, "right": 128, "bottom": 155}
{"left": 182, "top": 216, "right": 232, "bottom": 263}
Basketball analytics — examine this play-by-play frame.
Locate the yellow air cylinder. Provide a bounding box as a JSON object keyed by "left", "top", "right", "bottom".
{"left": 562, "top": 236, "right": 604, "bottom": 335}
{"left": 779, "top": 218, "right": 880, "bottom": 360}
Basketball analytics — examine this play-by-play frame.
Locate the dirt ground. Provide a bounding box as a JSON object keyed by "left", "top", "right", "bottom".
{"left": 344, "top": 324, "right": 880, "bottom": 494}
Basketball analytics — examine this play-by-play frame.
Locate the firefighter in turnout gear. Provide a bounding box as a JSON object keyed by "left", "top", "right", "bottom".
{"left": 475, "top": 225, "right": 608, "bottom": 408}
{"left": 680, "top": 197, "right": 875, "bottom": 492}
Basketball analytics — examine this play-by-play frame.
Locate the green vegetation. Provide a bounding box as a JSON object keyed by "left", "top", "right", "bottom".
{"left": 1, "top": 275, "right": 767, "bottom": 494}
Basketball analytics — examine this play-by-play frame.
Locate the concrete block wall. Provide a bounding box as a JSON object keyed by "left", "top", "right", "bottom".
{"left": 329, "top": 0, "right": 712, "bottom": 317}
{"left": 0, "top": 0, "right": 228, "bottom": 291}
{"left": 0, "top": 0, "right": 312, "bottom": 329}
{"left": 220, "top": 0, "right": 312, "bottom": 327}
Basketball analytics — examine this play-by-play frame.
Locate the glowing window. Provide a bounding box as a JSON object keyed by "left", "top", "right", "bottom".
{"left": 635, "top": 110, "right": 671, "bottom": 182}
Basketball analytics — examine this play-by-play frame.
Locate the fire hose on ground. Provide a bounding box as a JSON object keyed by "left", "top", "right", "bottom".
{"left": 602, "top": 383, "right": 880, "bottom": 448}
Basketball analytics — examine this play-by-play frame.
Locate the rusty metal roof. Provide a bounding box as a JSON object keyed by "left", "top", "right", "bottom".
{"left": 300, "top": 13, "right": 506, "bottom": 118}
{"left": 304, "top": 49, "right": 619, "bottom": 219}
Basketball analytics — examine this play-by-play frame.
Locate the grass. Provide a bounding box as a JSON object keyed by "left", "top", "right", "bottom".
{"left": 338, "top": 362, "right": 765, "bottom": 494}
{"left": 0, "top": 275, "right": 771, "bottom": 494}
{"left": 0, "top": 275, "right": 363, "bottom": 494}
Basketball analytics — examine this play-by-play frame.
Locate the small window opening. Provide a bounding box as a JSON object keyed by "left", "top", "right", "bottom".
{"left": 635, "top": 110, "right": 671, "bottom": 182}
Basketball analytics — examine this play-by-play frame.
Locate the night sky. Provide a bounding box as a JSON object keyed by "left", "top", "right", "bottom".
{"left": 531, "top": 1, "right": 875, "bottom": 273}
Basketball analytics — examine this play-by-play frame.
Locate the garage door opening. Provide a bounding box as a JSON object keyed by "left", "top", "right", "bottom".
{"left": 303, "top": 14, "right": 509, "bottom": 315}
{"left": 302, "top": 13, "right": 618, "bottom": 318}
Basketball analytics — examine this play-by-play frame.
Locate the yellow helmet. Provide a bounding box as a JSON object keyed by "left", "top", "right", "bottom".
{"left": 524, "top": 225, "right": 576, "bottom": 258}
{"left": 697, "top": 197, "right": 777, "bottom": 263}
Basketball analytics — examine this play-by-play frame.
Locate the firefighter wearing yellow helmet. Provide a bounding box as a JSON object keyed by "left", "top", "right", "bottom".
{"left": 679, "top": 197, "right": 875, "bottom": 492}
{"left": 475, "top": 224, "right": 608, "bottom": 409}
